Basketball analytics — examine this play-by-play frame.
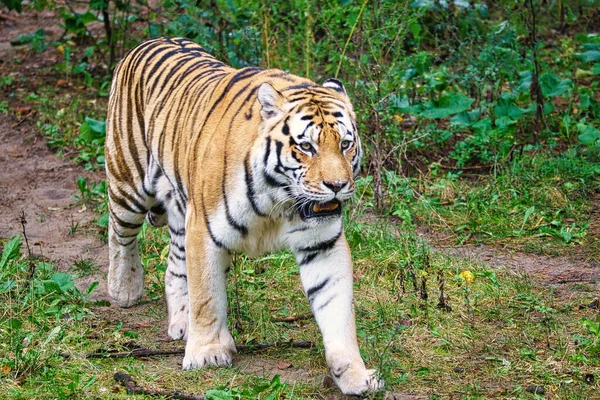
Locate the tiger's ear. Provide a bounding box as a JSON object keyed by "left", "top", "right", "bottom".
{"left": 258, "top": 83, "right": 286, "bottom": 120}
{"left": 323, "top": 78, "right": 347, "bottom": 95}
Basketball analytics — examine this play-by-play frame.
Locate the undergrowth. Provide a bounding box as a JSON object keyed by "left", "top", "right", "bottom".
{"left": 2, "top": 216, "right": 600, "bottom": 398}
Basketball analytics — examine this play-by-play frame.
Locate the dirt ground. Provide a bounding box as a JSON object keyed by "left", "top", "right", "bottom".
{"left": 0, "top": 8, "right": 599, "bottom": 399}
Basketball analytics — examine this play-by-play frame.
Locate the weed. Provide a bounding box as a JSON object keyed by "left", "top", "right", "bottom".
{"left": 71, "top": 257, "right": 100, "bottom": 278}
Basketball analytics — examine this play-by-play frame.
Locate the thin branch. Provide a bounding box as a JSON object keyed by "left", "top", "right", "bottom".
{"left": 87, "top": 341, "right": 315, "bottom": 359}
{"left": 335, "top": 0, "right": 369, "bottom": 78}
{"left": 114, "top": 372, "right": 204, "bottom": 400}
{"left": 272, "top": 313, "right": 312, "bottom": 323}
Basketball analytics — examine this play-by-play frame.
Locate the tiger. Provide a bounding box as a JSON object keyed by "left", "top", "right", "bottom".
{"left": 105, "top": 37, "right": 382, "bottom": 395}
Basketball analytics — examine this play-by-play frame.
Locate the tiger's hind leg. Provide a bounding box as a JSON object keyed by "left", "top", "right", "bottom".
{"left": 107, "top": 182, "right": 148, "bottom": 308}
{"left": 165, "top": 200, "right": 189, "bottom": 340}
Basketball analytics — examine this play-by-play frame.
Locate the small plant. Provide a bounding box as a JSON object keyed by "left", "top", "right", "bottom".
{"left": 582, "top": 316, "right": 600, "bottom": 355}
{"left": 71, "top": 257, "right": 100, "bottom": 277}
{"left": 205, "top": 375, "right": 287, "bottom": 399}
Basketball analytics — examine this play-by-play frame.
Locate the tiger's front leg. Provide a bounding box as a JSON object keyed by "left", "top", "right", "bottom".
{"left": 182, "top": 208, "right": 236, "bottom": 369}
{"left": 295, "top": 232, "right": 383, "bottom": 395}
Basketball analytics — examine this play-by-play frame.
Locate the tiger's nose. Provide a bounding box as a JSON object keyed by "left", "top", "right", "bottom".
{"left": 323, "top": 180, "right": 347, "bottom": 193}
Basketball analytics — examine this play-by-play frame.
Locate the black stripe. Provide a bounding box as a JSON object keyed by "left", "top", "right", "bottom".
{"left": 299, "top": 252, "right": 319, "bottom": 266}
{"left": 288, "top": 226, "right": 309, "bottom": 233}
{"left": 332, "top": 363, "right": 351, "bottom": 379}
{"left": 170, "top": 252, "right": 186, "bottom": 261}
{"left": 282, "top": 117, "right": 290, "bottom": 135}
{"left": 298, "top": 230, "right": 341, "bottom": 253}
{"left": 317, "top": 294, "right": 337, "bottom": 311}
{"left": 306, "top": 278, "right": 330, "bottom": 300}
{"left": 169, "top": 225, "right": 185, "bottom": 236}
{"left": 263, "top": 171, "right": 287, "bottom": 188}
{"left": 263, "top": 136, "right": 271, "bottom": 166}
{"left": 171, "top": 241, "right": 186, "bottom": 253}
{"left": 110, "top": 221, "right": 139, "bottom": 239}
{"left": 168, "top": 270, "right": 187, "bottom": 279}
{"left": 202, "top": 203, "right": 230, "bottom": 252}
{"left": 244, "top": 154, "right": 267, "bottom": 217}
{"left": 109, "top": 187, "right": 146, "bottom": 215}
{"left": 110, "top": 209, "right": 143, "bottom": 230}
{"left": 120, "top": 237, "right": 137, "bottom": 247}
{"left": 222, "top": 155, "right": 249, "bottom": 236}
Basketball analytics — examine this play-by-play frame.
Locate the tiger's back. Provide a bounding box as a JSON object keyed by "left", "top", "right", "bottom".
{"left": 105, "top": 37, "right": 381, "bottom": 396}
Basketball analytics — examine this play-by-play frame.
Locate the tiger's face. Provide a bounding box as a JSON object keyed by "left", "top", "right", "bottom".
{"left": 258, "top": 79, "right": 362, "bottom": 220}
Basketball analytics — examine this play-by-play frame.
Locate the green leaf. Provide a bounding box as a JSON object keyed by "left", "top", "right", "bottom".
{"left": 420, "top": 92, "right": 474, "bottom": 119}
{"left": 577, "top": 122, "right": 600, "bottom": 146}
{"left": 495, "top": 94, "right": 523, "bottom": 120}
{"left": 85, "top": 281, "right": 99, "bottom": 298}
{"left": 97, "top": 213, "right": 109, "bottom": 228}
{"left": 51, "top": 272, "right": 76, "bottom": 293}
{"left": 539, "top": 73, "right": 573, "bottom": 97}
{"left": 518, "top": 70, "right": 532, "bottom": 92}
{"left": 0, "top": 279, "right": 16, "bottom": 293}
{"left": 4, "top": 318, "right": 22, "bottom": 331}
{"left": 86, "top": 118, "right": 106, "bottom": 134}
{"left": 1, "top": 235, "right": 22, "bottom": 268}
{"left": 44, "top": 326, "right": 62, "bottom": 345}
{"left": 409, "top": 22, "right": 421, "bottom": 40}
{"left": 205, "top": 390, "right": 234, "bottom": 400}
{"left": 450, "top": 111, "right": 472, "bottom": 127}
{"left": 578, "top": 50, "right": 600, "bottom": 63}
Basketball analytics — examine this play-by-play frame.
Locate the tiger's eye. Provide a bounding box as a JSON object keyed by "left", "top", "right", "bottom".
{"left": 341, "top": 140, "right": 351, "bottom": 150}
{"left": 300, "top": 142, "right": 314, "bottom": 152}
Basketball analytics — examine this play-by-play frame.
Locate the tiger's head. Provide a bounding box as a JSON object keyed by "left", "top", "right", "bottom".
{"left": 257, "top": 78, "right": 362, "bottom": 221}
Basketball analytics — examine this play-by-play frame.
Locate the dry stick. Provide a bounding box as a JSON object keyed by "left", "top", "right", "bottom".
{"left": 0, "top": 13, "right": 19, "bottom": 22}
{"left": 19, "top": 211, "right": 35, "bottom": 278}
{"left": 19, "top": 211, "right": 32, "bottom": 259}
{"left": 272, "top": 313, "right": 312, "bottom": 323}
{"left": 334, "top": 0, "right": 369, "bottom": 78}
{"left": 114, "top": 372, "right": 204, "bottom": 400}
{"left": 87, "top": 341, "right": 315, "bottom": 359}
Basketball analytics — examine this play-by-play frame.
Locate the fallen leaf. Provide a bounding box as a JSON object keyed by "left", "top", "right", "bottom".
{"left": 14, "top": 107, "right": 32, "bottom": 114}
{"left": 56, "top": 79, "right": 69, "bottom": 87}
{"left": 277, "top": 361, "right": 292, "bottom": 369}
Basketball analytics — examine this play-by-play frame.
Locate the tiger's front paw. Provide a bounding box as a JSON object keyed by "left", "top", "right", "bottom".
{"left": 108, "top": 272, "right": 143, "bottom": 308}
{"left": 334, "top": 367, "right": 383, "bottom": 396}
{"left": 168, "top": 315, "right": 188, "bottom": 341}
{"left": 182, "top": 343, "right": 236, "bottom": 369}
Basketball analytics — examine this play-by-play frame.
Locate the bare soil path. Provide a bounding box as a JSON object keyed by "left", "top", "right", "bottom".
{"left": 0, "top": 113, "right": 109, "bottom": 299}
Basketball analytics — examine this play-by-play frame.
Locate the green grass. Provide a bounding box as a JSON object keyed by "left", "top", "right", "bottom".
{"left": 374, "top": 148, "right": 600, "bottom": 253}
{"left": 2, "top": 216, "right": 599, "bottom": 399}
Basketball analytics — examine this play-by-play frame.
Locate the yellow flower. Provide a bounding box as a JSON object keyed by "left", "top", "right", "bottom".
{"left": 459, "top": 270, "right": 475, "bottom": 283}
{"left": 393, "top": 115, "right": 403, "bottom": 124}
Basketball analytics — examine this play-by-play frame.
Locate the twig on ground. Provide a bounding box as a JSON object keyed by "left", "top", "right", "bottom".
{"left": 114, "top": 372, "right": 204, "bottom": 400}
{"left": 87, "top": 341, "right": 315, "bottom": 359}
{"left": 11, "top": 111, "right": 36, "bottom": 128}
{"left": 19, "top": 211, "right": 35, "bottom": 277}
{"left": 272, "top": 313, "right": 312, "bottom": 323}
{"left": 0, "top": 13, "right": 19, "bottom": 22}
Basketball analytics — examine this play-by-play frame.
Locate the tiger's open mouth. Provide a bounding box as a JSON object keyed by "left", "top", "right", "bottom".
{"left": 299, "top": 200, "right": 342, "bottom": 220}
